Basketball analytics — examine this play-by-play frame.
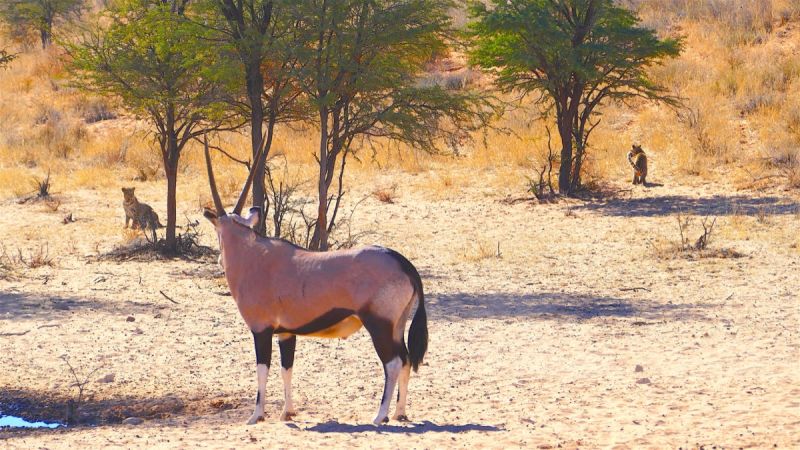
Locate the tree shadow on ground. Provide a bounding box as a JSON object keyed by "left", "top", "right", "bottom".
{"left": 301, "top": 420, "right": 503, "bottom": 434}
{"left": 0, "top": 291, "right": 157, "bottom": 322}
{"left": 0, "top": 387, "right": 246, "bottom": 437}
{"left": 575, "top": 194, "right": 799, "bottom": 217}
{"left": 0, "top": 388, "right": 188, "bottom": 435}
{"left": 429, "top": 291, "right": 710, "bottom": 322}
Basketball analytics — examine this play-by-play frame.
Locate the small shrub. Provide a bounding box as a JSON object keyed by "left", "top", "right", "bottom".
{"left": 463, "top": 240, "right": 502, "bottom": 262}
{"left": 372, "top": 185, "right": 398, "bottom": 204}
{"left": 653, "top": 214, "right": 744, "bottom": 259}
{"left": 1, "top": 243, "right": 55, "bottom": 269}
{"left": 81, "top": 98, "right": 116, "bottom": 123}
{"left": 33, "top": 171, "right": 52, "bottom": 198}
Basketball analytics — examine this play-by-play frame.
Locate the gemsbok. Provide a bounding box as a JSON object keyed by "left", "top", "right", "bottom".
{"left": 201, "top": 136, "right": 428, "bottom": 425}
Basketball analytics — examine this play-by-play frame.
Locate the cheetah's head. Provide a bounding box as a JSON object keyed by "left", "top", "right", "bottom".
{"left": 121, "top": 187, "right": 135, "bottom": 201}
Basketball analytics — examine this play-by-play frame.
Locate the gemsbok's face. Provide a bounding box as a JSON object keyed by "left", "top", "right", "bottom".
{"left": 202, "top": 207, "right": 261, "bottom": 270}
{"left": 202, "top": 207, "right": 261, "bottom": 233}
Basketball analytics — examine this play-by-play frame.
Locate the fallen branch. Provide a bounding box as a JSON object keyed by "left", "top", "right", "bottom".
{"left": 0, "top": 330, "right": 30, "bottom": 336}
{"left": 620, "top": 287, "right": 651, "bottom": 292}
{"left": 159, "top": 290, "right": 179, "bottom": 305}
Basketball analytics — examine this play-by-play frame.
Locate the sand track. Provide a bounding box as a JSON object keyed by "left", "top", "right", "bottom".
{"left": 1, "top": 179, "right": 798, "bottom": 448}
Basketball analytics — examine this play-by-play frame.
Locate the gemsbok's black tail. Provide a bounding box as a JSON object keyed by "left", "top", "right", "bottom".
{"left": 384, "top": 248, "right": 428, "bottom": 372}
{"left": 407, "top": 284, "right": 427, "bottom": 372}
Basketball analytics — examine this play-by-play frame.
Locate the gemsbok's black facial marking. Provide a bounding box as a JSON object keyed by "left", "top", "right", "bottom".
{"left": 279, "top": 335, "right": 297, "bottom": 369}
{"left": 274, "top": 308, "right": 355, "bottom": 335}
{"left": 253, "top": 328, "right": 273, "bottom": 366}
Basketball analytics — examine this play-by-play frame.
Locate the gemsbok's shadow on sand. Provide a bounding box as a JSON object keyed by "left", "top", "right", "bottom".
{"left": 428, "top": 291, "right": 711, "bottom": 322}
{"left": 301, "top": 420, "right": 503, "bottom": 434}
{"left": 0, "top": 291, "right": 155, "bottom": 322}
{"left": 576, "top": 193, "right": 799, "bottom": 217}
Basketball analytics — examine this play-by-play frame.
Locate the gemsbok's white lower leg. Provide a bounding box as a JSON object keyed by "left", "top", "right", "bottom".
{"left": 247, "top": 364, "right": 268, "bottom": 425}
{"left": 280, "top": 367, "right": 295, "bottom": 420}
{"left": 373, "top": 357, "right": 402, "bottom": 425}
{"left": 393, "top": 362, "right": 411, "bottom": 421}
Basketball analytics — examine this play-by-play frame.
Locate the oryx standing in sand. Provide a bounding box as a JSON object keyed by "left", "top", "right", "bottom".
{"left": 201, "top": 137, "right": 428, "bottom": 425}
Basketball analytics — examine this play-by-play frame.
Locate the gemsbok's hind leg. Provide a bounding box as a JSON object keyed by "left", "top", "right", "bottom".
{"left": 362, "top": 316, "right": 403, "bottom": 425}
{"left": 278, "top": 334, "right": 297, "bottom": 421}
{"left": 248, "top": 327, "right": 273, "bottom": 425}
{"left": 393, "top": 356, "right": 412, "bottom": 421}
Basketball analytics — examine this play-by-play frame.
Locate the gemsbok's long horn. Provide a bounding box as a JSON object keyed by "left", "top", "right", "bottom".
{"left": 203, "top": 134, "right": 226, "bottom": 216}
{"left": 232, "top": 132, "right": 267, "bottom": 215}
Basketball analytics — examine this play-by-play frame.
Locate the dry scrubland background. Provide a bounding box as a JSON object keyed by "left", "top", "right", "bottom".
{"left": 1, "top": 1, "right": 800, "bottom": 448}
{"left": 0, "top": 0, "right": 799, "bottom": 206}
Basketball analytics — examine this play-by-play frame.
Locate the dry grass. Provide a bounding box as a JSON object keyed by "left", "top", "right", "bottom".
{"left": 652, "top": 213, "right": 745, "bottom": 259}
{"left": 0, "top": 242, "right": 55, "bottom": 269}
{"left": 0, "top": 4, "right": 799, "bottom": 204}
{"left": 462, "top": 239, "right": 502, "bottom": 262}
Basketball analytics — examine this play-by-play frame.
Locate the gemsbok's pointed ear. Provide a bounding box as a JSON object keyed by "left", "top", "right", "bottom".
{"left": 203, "top": 207, "right": 218, "bottom": 225}
{"left": 241, "top": 206, "right": 262, "bottom": 229}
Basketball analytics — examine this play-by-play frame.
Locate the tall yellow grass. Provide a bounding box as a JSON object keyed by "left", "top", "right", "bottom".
{"left": 1, "top": 1, "right": 799, "bottom": 200}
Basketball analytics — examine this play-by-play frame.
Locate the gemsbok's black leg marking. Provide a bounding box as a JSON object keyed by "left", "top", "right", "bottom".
{"left": 279, "top": 335, "right": 296, "bottom": 369}
{"left": 278, "top": 335, "right": 297, "bottom": 420}
{"left": 253, "top": 328, "right": 273, "bottom": 366}
{"left": 248, "top": 328, "right": 273, "bottom": 425}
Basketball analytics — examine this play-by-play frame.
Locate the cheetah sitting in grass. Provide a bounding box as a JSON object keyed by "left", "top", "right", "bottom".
{"left": 122, "top": 187, "right": 163, "bottom": 241}
{"left": 627, "top": 144, "right": 648, "bottom": 185}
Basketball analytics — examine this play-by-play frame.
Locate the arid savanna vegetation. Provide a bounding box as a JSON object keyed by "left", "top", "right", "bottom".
{"left": 0, "top": 1, "right": 798, "bottom": 448}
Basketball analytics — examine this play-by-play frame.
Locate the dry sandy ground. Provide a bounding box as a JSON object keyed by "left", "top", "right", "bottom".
{"left": 0, "top": 173, "right": 798, "bottom": 449}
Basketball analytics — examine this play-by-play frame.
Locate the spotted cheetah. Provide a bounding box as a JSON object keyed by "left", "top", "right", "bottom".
{"left": 122, "top": 187, "right": 163, "bottom": 241}
{"left": 627, "top": 144, "right": 648, "bottom": 185}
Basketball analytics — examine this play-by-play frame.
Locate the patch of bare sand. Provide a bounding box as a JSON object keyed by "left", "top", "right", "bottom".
{"left": 1, "top": 178, "right": 798, "bottom": 449}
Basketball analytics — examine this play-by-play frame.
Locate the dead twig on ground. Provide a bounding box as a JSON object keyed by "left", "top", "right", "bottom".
{"left": 159, "top": 290, "right": 179, "bottom": 305}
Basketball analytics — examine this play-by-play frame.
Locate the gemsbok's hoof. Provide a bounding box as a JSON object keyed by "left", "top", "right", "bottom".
{"left": 373, "top": 416, "right": 390, "bottom": 425}
{"left": 246, "top": 414, "right": 263, "bottom": 425}
{"left": 393, "top": 414, "right": 409, "bottom": 422}
{"left": 280, "top": 410, "right": 296, "bottom": 421}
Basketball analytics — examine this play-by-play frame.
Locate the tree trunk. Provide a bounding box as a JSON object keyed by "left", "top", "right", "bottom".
{"left": 313, "top": 108, "right": 330, "bottom": 251}
{"left": 571, "top": 136, "right": 585, "bottom": 193}
{"left": 162, "top": 108, "right": 179, "bottom": 253}
{"left": 246, "top": 62, "right": 266, "bottom": 231}
{"left": 164, "top": 161, "right": 178, "bottom": 253}
{"left": 39, "top": 23, "right": 51, "bottom": 49}
{"left": 557, "top": 116, "right": 573, "bottom": 194}
{"left": 254, "top": 111, "right": 277, "bottom": 235}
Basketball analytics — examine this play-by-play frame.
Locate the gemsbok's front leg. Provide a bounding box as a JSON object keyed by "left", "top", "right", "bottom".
{"left": 278, "top": 334, "right": 297, "bottom": 421}
{"left": 248, "top": 327, "right": 273, "bottom": 425}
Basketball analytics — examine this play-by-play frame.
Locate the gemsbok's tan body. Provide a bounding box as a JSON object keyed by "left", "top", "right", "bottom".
{"left": 201, "top": 137, "right": 428, "bottom": 425}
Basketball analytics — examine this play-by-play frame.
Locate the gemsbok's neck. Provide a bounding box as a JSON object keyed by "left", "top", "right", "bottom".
{"left": 220, "top": 231, "right": 293, "bottom": 300}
